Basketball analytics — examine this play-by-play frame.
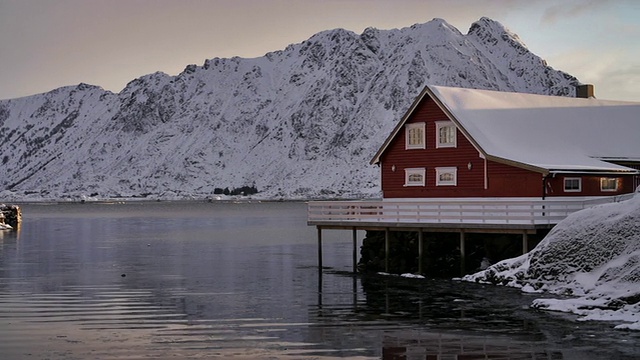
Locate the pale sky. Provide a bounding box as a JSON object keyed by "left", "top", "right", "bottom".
{"left": 1, "top": 0, "right": 638, "bottom": 101}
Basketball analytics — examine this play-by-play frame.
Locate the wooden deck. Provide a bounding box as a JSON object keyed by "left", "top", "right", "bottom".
{"left": 308, "top": 195, "right": 633, "bottom": 229}
{"left": 307, "top": 194, "right": 634, "bottom": 274}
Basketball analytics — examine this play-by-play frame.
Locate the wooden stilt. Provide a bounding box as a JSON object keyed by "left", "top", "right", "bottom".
{"left": 352, "top": 276, "right": 358, "bottom": 308}
{"left": 352, "top": 228, "right": 358, "bottom": 273}
{"left": 460, "top": 230, "right": 466, "bottom": 276}
{"left": 522, "top": 231, "right": 529, "bottom": 254}
{"left": 317, "top": 227, "right": 323, "bottom": 270}
{"left": 418, "top": 230, "right": 424, "bottom": 275}
{"left": 317, "top": 270, "right": 323, "bottom": 308}
{"left": 385, "top": 228, "right": 390, "bottom": 273}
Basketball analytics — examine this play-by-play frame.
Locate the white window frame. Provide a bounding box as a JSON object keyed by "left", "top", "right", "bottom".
{"left": 563, "top": 177, "right": 582, "bottom": 192}
{"left": 435, "top": 167, "right": 457, "bottom": 186}
{"left": 405, "top": 123, "right": 426, "bottom": 149}
{"left": 435, "top": 121, "right": 457, "bottom": 148}
{"left": 404, "top": 168, "right": 426, "bottom": 187}
{"left": 600, "top": 178, "right": 618, "bottom": 192}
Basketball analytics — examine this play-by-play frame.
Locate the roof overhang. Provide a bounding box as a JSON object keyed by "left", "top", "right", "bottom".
{"left": 597, "top": 157, "right": 640, "bottom": 165}
{"left": 548, "top": 169, "right": 640, "bottom": 175}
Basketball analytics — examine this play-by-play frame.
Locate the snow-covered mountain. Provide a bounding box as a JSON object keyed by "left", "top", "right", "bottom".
{"left": 0, "top": 17, "right": 579, "bottom": 201}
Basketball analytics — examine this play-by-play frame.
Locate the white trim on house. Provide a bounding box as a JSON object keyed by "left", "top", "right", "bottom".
{"left": 563, "top": 177, "right": 582, "bottom": 192}
{"left": 435, "top": 167, "right": 457, "bottom": 186}
{"left": 405, "top": 122, "right": 426, "bottom": 149}
{"left": 435, "top": 121, "right": 457, "bottom": 148}
{"left": 600, "top": 178, "right": 618, "bottom": 192}
{"left": 405, "top": 168, "right": 426, "bottom": 186}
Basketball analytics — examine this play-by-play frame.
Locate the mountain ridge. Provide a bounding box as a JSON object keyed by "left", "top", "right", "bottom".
{"left": 0, "top": 17, "right": 580, "bottom": 201}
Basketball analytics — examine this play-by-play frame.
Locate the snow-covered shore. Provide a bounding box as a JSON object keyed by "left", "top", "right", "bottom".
{"left": 462, "top": 192, "right": 640, "bottom": 330}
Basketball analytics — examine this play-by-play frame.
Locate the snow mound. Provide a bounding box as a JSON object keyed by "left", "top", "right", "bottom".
{"left": 462, "top": 193, "right": 640, "bottom": 329}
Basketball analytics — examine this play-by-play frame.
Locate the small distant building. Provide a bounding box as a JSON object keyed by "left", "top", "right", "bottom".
{"left": 370, "top": 84, "right": 640, "bottom": 199}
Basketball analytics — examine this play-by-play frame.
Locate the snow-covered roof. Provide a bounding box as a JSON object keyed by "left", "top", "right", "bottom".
{"left": 372, "top": 85, "right": 640, "bottom": 174}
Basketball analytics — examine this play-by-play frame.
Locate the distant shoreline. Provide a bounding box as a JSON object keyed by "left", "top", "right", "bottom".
{"left": 6, "top": 197, "right": 374, "bottom": 206}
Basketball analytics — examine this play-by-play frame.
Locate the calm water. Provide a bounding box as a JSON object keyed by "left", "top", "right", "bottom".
{"left": 0, "top": 201, "right": 638, "bottom": 359}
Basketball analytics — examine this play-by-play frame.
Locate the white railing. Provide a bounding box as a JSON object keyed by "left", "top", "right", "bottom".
{"left": 307, "top": 194, "right": 634, "bottom": 226}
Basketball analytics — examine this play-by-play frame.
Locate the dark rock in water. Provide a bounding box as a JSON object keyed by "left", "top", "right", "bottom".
{"left": 0, "top": 204, "right": 21, "bottom": 228}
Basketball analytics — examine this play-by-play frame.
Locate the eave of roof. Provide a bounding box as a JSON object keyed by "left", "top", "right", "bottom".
{"left": 370, "top": 86, "right": 432, "bottom": 165}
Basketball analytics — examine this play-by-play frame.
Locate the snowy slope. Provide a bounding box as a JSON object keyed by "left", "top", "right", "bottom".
{"left": 0, "top": 17, "right": 579, "bottom": 200}
{"left": 462, "top": 192, "right": 640, "bottom": 330}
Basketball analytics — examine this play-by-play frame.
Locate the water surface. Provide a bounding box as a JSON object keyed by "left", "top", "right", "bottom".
{"left": 0, "top": 201, "right": 638, "bottom": 359}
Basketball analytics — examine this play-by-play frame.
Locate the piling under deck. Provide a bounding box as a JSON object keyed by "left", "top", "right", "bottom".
{"left": 311, "top": 221, "right": 550, "bottom": 275}
{"left": 307, "top": 195, "right": 633, "bottom": 275}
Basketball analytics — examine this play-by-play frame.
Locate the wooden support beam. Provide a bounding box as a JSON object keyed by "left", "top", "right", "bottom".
{"left": 317, "top": 227, "right": 323, "bottom": 270}
{"left": 460, "top": 230, "right": 466, "bottom": 276}
{"left": 522, "top": 231, "right": 529, "bottom": 255}
{"left": 308, "top": 223, "right": 543, "bottom": 234}
{"left": 418, "top": 230, "right": 424, "bottom": 275}
{"left": 385, "top": 228, "right": 390, "bottom": 273}
{"left": 352, "top": 228, "right": 358, "bottom": 273}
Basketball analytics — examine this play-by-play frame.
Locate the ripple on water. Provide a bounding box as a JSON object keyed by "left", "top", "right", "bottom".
{"left": 0, "top": 283, "right": 377, "bottom": 359}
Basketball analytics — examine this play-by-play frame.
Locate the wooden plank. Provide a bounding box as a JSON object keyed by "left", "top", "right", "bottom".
{"left": 460, "top": 230, "right": 466, "bottom": 276}
{"left": 317, "top": 227, "right": 323, "bottom": 270}
{"left": 385, "top": 228, "right": 390, "bottom": 273}
{"left": 352, "top": 228, "right": 357, "bottom": 273}
{"left": 307, "top": 221, "right": 546, "bottom": 233}
{"left": 418, "top": 230, "right": 424, "bottom": 274}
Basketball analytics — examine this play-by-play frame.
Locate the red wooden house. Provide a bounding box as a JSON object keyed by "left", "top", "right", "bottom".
{"left": 370, "top": 85, "right": 640, "bottom": 200}
{"left": 309, "top": 85, "right": 640, "bottom": 229}
{"left": 308, "top": 85, "right": 640, "bottom": 273}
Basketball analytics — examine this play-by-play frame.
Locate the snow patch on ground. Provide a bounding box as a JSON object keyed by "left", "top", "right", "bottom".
{"left": 377, "top": 272, "right": 426, "bottom": 279}
{"left": 462, "top": 193, "right": 640, "bottom": 330}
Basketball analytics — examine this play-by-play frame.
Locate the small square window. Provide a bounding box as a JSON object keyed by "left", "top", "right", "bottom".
{"left": 405, "top": 168, "right": 426, "bottom": 186}
{"left": 405, "top": 123, "right": 425, "bottom": 149}
{"left": 600, "top": 178, "right": 618, "bottom": 192}
{"left": 435, "top": 121, "right": 456, "bottom": 148}
{"left": 436, "top": 167, "right": 457, "bottom": 186}
{"left": 564, "top": 178, "right": 582, "bottom": 192}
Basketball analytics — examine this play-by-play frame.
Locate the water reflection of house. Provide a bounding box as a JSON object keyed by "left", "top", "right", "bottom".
{"left": 308, "top": 85, "right": 640, "bottom": 273}
{"left": 382, "top": 331, "right": 563, "bottom": 360}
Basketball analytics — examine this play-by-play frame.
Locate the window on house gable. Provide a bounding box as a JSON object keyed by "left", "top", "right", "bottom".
{"left": 405, "top": 123, "right": 425, "bottom": 149}
{"left": 600, "top": 178, "right": 618, "bottom": 192}
{"left": 405, "top": 168, "right": 426, "bottom": 186}
{"left": 564, "top": 178, "right": 582, "bottom": 192}
{"left": 436, "top": 121, "right": 456, "bottom": 148}
{"left": 435, "top": 167, "right": 457, "bottom": 186}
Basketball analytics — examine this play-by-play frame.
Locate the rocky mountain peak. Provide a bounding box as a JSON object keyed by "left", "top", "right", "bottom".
{"left": 0, "top": 18, "right": 581, "bottom": 200}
